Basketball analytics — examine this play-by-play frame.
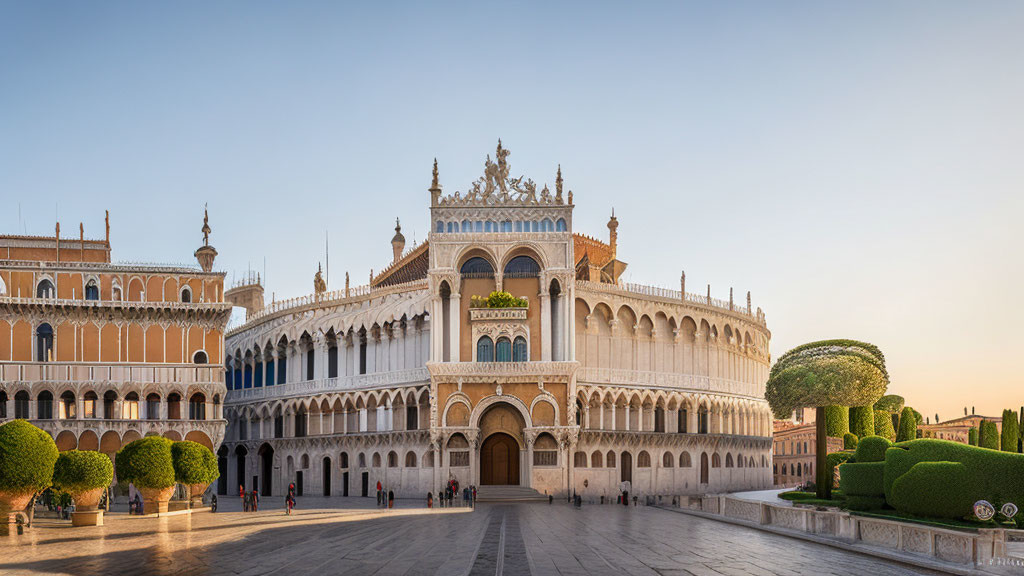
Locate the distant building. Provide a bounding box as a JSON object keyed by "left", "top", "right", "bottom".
{"left": 918, "top": 415, "right": 1001, "bottom": 444}
{"left": 772, "top": 409, "right": 843, "bottom": 487}
{"left": 0, "top": 211, "right": 231, "bottom": 462}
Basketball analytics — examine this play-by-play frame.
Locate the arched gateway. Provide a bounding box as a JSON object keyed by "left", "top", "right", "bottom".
{"left": 477, "top": 401, "right": 526, "bottom": 486}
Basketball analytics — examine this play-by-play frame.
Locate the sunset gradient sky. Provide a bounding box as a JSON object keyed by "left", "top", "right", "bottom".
{"left": 2, "top": 1, "right": 1021, "bottom": 420}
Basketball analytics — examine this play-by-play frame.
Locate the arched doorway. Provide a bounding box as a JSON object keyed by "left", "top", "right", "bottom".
{"left": 217, "top": 446, "right": 228, "bottom": 495}
{"left": 481, "top": 433, "right": 519, "bottom": 485}
{"left": 621, "top": 451, "right": 633, "bottom": 483}
{"left": 234, "top": 445, "right": 248, "bottom": 492}
{"left": 258, "top": 443, "right": 274, "bottom": 496}
{"left": 322, "top": 457, "right": 332, "bottom": 496}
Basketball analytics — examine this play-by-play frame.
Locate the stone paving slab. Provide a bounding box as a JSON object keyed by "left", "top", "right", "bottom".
{"left": 0, "top": 499, "right": 950, "bottom": 575}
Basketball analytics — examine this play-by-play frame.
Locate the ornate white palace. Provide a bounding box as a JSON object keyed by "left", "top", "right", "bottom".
{"left": 220, "top": 141, "right": 773, "bottom": 500}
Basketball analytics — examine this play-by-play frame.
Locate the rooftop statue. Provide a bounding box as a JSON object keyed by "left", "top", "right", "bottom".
{"left": 438, "top": 140, "right": 566, "bottom": 207}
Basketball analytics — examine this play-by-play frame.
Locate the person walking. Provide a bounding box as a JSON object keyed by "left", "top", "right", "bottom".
{"left": 252, "top": 489, "right": 259, "bottom": 512}
{"left": 376, "top": 480, "right": 382, "bottom": 507}
{"left": 286, "top": 483, "right": 296, "bottom": 515}
{"left": 387, "top": 490, "right": 394, "bottom": 509}
{"left": 427, "top": 492, "right": 433, "bottom": 508}
{"left": 438, "top": 490, "right": 444, "bottom": 509}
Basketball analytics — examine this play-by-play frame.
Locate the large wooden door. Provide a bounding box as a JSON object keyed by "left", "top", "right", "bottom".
{"left": 621, "top": 451, "right": 633, "bottom": 483}
{"left": 481, "top": 433, "right": 519, "bottom": 485}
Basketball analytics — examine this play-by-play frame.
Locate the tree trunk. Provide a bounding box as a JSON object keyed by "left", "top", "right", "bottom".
{"left": 816, "top": 406, "right": 830, "bottom": 500}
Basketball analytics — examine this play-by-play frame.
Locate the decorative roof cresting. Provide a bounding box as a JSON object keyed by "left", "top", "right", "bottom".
{"left": 431, "top": 139, "right": 572, "bottom": 207}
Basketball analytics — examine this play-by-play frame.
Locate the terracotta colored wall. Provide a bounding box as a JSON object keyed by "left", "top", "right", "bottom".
{"left": 459, "top": 277, "right": 496, "bottom": 360}
{"left": 127, "top": 325, "right": 143, "bottom": 361}
{"left": 145, "top": 325, "right": 164, "bottom": 362}
{"left": 503, "top": 277, "right": 541, "bottom": 360}
{"left": 0, "top": 320, "right": 10, "bottom": 361}
{"left": 82, "top": 323, "right": 99, "bottom": 362}
{"left": 100, "top": 324, "right": 119, "bottom": 362}
{"left": 12, "top": 321, "right": 31, "bottom": 360}
{"left": 165, "top": 326, "right": 182, "bottom": 363}
{"left": 55, "top": 323, "right": 74, "bottom": 361}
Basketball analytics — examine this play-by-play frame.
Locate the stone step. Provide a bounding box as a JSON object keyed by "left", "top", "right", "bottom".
{"left": 475, "top": 485, "right": 549, "bottom": 503}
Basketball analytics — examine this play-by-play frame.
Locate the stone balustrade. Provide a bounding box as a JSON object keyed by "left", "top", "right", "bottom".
{"left": 577, "top": 367, "right": 764, "bottom": 399}
{"left": 0, "top": 361, "right": 224, "bottom": 387}
{"left": 224, "top": 367, "right": 430, "bottom": 404}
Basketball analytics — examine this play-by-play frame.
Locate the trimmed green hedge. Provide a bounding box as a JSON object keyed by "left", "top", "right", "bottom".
{"left": 968, "top": 427, "right": 978, "bottom": 446}
{"left": 889, "top": 461, "right": 971, "bottom": 518}
{"left": 52, "top": 450, "right": 113, "bottom": 494}
{"left": 0, "top": 420, "right": 58, "bottom": 493}
{"left": 896, "top": 407, "right": 917, "bottom": 442}
{"left": 854, "top": 435, "right": 892, "bottom": 462}
{"left": 873, "top": 394, "right": 904, "bottom": 413}
{"left": 1001, "top": 409, "right": 1020, "bottom": 453}
{"left": 873, "top": 410, "right": 896, "bottom": 442}
{"left": 825, "top": 450, "right": 854, "bottom": 488}
{"left": 979, "top": 420, "right": 1000, "bottom": 450}
{"left": 825, "top": 406, "right": 850, "bottom": 437}
{"left": 883, "top": 439, "right": 1024, "bottom": 519}
{"left": 839, "top": 461, "right": 885, "bottom": 495}
{"left": 850, "top": 406, "right": 875, "bottom": 438}
{"left": 843, "top": 433, "right": 858, "bottom": 450}
{"left": 845, "top": 495, "right": 887, "bottom": 511}
{"left": 171, "top": 441, "right": 219, "bottom": 485}
{"left": 115, "top": 436, "right": 175, "bottom": 489}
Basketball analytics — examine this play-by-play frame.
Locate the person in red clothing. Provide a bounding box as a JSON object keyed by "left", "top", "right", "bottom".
{"left": 376, "top": 480, "right": 383, "bottom": 507}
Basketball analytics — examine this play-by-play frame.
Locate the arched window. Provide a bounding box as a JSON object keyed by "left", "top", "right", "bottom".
{"left": 459, "top": 257, "right": 494, "bottom": 277}
{"left": 59, "top": 391, "right": 76, "bottom": 419}
{"left": 698, "top": 406, "right": 709, "bottom": 434}
{"left": 591, "top": 450, "right": 603, "bottom": 468}
{"left": 193, "top": 350, "right": 208, "bottom": 364}
{"left": 36, "top": 279, "right": 55, "bottom": 299}
{"left": 181, "top": 286, "right": 192, "bottom": 303}
{"left": 476, "top": 336, "right": 494, "bottom": 362}
{"left": 189, "top": 393, "right": 206, "bottom": 420}
{"left": 501, "top": 220, "right": 512, "bottom": 233}
{"left": 85, "top": 280, "right": 100, "bottom": 301}
{"left": 662, "top": 452, "right": 674, "bottom": 467}
{"left": 0, "top": 275, "right": 6, "bottom": 296}
{"left": 37, "top": 390, "right": 53, "bottom": 419}
{"left": 474, "top": 221, "right": 483, "bottom": 232}
{"left": 531, "top": 220, "right": 539, "bottom": 232}
{"left": 371, "top": 453, "right": 381, "bottom": 467}
{"left": 146, "top": 393, "right": 160, "bottom": 420}
{"left": 541, "top": 218, "right": 554, "bottom": 231}
{"left": 388, "top": 451, "right": 398, "bottom": 468}
{"left": 680, "top": 452, "right": 692, "bottom": 467}
{"left": 726, "top": 453, "right": 734, "bottom": 468}
{"left": 461, "top": 220, "right": 471, "bottom": 232}
{"left": 423, "top": 451, "right": 434, "bottom": 467}
{"left": 111, "top": 282, "right": 122, "bottom": 301}
{"left": 712, "top": 453, "right": 721, "bottom": 468}
{"left": 83, "top": 391, "right": 97, "bottom": 418}
{"left": 15, "top": 391, "right": 30, "bottom": 419}
{"left": 103, "top": 390, "right": 118, "bottom": 418}
{"left": 512, "top": 336, "right": 528, "bottom": 362}
{"left": 435, "top": 221, "right": 444, "bottom": 233}
{"left": 503, "top": 255, "right": 540, "bottom": 278}
{"left": 637, "top": 451, "right": 651, "bottom": 468}
{"left": 555, "top": 218, "right": 567, "bottom": 231}
{"left": 166, "top": 392, "right": 181, "bottom": 419}
{"left": 405, "top": 451, "right": 417, "bottom": 467}
{"left": 606, "top": 450, "right": 616, "bottom": 468}
{"left": 495, "top": 337, "right": 511, "bottom": 362}
{"left": 447, "top": 222, "right": 455, "bottom": 233}
{"left": 484, "top": 221, "right": 492, "bottom": 233}
{"left": 123, "top": 392, "right": 139, "bottom": 419}
{"left": 573, "top": 451, "right": 587, "bottom": 468}
{"left": 0, "top": 391, "right": 6, "bottom": 419}
{"left": 36, "top": 323, "right": 54, "bottom": 362}
{"left": 700, "top": 453, "right": 709, "bottom": 483}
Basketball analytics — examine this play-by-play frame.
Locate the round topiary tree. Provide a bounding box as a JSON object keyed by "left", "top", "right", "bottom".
{"left": 896, "top": 407, "right": 918, "bottom": 442}
{"left": 850, "top": 405, "right": 875, "bottom": 438}
{"left": 766, "top": 339, "right": 889, "bottom": 499}
{"left": 843, "top": 433, "right": 859, "bottom": 450}
{"left": 52, "top": 450, "right": 113, "bottom": 524}
{"left": 874, "top": 410, "right": 896, "bottom": 441}
{"left": 116, "top": 436, "right": 176, "bottom": 513}
{"left": 873, "top": 395, "right": 905, "bottom": 414}
{"left": 978, "top": 420, "right": 1000, "bottom": 450}
{"left": 0, "top": 420, "right": 58, "bottom": 530}
{"left": 1001, "top": 409, "right": 1020, "bottom": 453}
{"left": 170, "top": 441, "right": 219, "bottom": 507}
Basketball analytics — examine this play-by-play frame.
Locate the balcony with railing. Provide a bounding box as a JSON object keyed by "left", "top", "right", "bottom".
{"left": 575, "top": 280, "right": 765, "bottom": 325}
{"left": 0, "top": 362, "right": 225, "bottom": 387}
{"left": 224, "top": 367, "right": 430, "bottom": 404}
{"left": 576, "top": 366, "right": 764, "bottom": 398}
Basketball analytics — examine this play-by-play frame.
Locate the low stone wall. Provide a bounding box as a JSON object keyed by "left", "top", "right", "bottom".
{"left": 693, "top": 494, "right": 1014, "bottom": 570}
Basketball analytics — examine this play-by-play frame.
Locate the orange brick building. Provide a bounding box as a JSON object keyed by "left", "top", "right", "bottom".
{"left": 0, "top": 211, "right": 231, "bottom": 461}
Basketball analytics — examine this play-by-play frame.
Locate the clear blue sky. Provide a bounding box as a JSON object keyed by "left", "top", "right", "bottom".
{"left": 2, "top": 1, "right": 1022, "bottom": 420}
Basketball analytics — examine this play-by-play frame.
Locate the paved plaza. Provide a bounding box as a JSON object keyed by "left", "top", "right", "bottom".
{"left": 0, "top": 498, "right": 948, "bottom": 576}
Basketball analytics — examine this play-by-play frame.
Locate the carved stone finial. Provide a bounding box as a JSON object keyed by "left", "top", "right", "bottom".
{"left": 391, "top": 218, "right": 406, "bottom": 263}
{"left": 314, "top": 263, "right": 327, "bottom": 296}
{"left": 104, "top": 210, "right": 110, "bottom": 245}
{"left": 345, "top": 271, "right": 350, "bottom": 297}
{"left": 431, "top": 158, "right": 439, "bottom": 189}
{"left": 194, "top": 204, "right": 218, "bottom": 272}
{"left": 202, "top": 203, "right": 211, "bottom": 246}
{"left": 555, "top": 165, "right": 563, "bottom": 203}
{"left": 568, "top": 190, "right": 573, "bottom": 205}
{"left": 747, "top": 291, "right": 752, "bottom": 312}
{"left": 429, "top": 158, "right": 441, "bottom": 206}
{"left": 680, "top": 270, "right": 686, "bottom": 298}
{"left": 607, "top": 210, "right": 619, "bottom": 259}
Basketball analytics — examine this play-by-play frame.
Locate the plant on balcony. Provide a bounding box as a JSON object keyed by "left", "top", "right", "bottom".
{"left": 171, "top": 441, "right": 219, "bottom": 507}
{"left": 0, "top": 420, "right": 58, "bottom": 528}
{"left": 116, "top": 436, "right": 175, "bottom": 513}
{"left": 766, "top": 339, "right": 889, "bottom": 500}
{"left": 52, "top": 450, "right": 113, "bottom": 513}
{"left": 469, "top": 291, "right": 528, "bottom": 309}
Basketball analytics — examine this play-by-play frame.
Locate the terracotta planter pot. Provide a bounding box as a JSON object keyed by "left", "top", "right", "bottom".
{"left": 189, "top": 483, "right": 209, "bottom": 508}
{"left": 71, "top": 488, "right": 104, "bottom": 512}
{"left": 138, "top": 486, "right": 174, "bottom": 514}
{"left": 0, "top": 491, "right": 34, "bottom": 513}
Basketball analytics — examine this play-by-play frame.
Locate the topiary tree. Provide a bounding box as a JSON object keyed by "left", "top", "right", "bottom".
{"left": 171, "top": 441, "right": 219, "bottom": 507}
{"left": 0, "top": 420, "right": 59, "bottom": 521}
{"left": 850, "top": 405, "right": 875, "bottom": 438}
{"left": 843, "top": 433, "right": 859, "bottom": 450}
{"left": 52, "top": 450, "right": 113, "bottom": 513}
{"left": 873, "top": 394, "right": 904, "bottom": 414}
{"left": 116, "top": 436, "right": 176, "bottom": 513}
{"left": 824, "top": 406, "right": 849, "bottom": 437}
{"left": 978, "top": 420, "right": 1000, "bottom": 450}
{"left": 896, "top": 407, "right": 918, "bottom": 442}
{"left": 968, "top": 426, "right": 979, "bottom": 446}
{"left": 1001, "top": 409, "right": 1020, "bottom": 453}
{"left": 874, "top": 410, "right": 896, "bottom": 441}
{"left": 766, "top": 339, "right": 889, "bottom": 499}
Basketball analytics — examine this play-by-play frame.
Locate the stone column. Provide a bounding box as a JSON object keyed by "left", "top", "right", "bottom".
{"left": 540, "top": 293, "right": 552, "bottom": 361}
{"left": 450, "top": 292, "right": 461, "bottom": 362}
